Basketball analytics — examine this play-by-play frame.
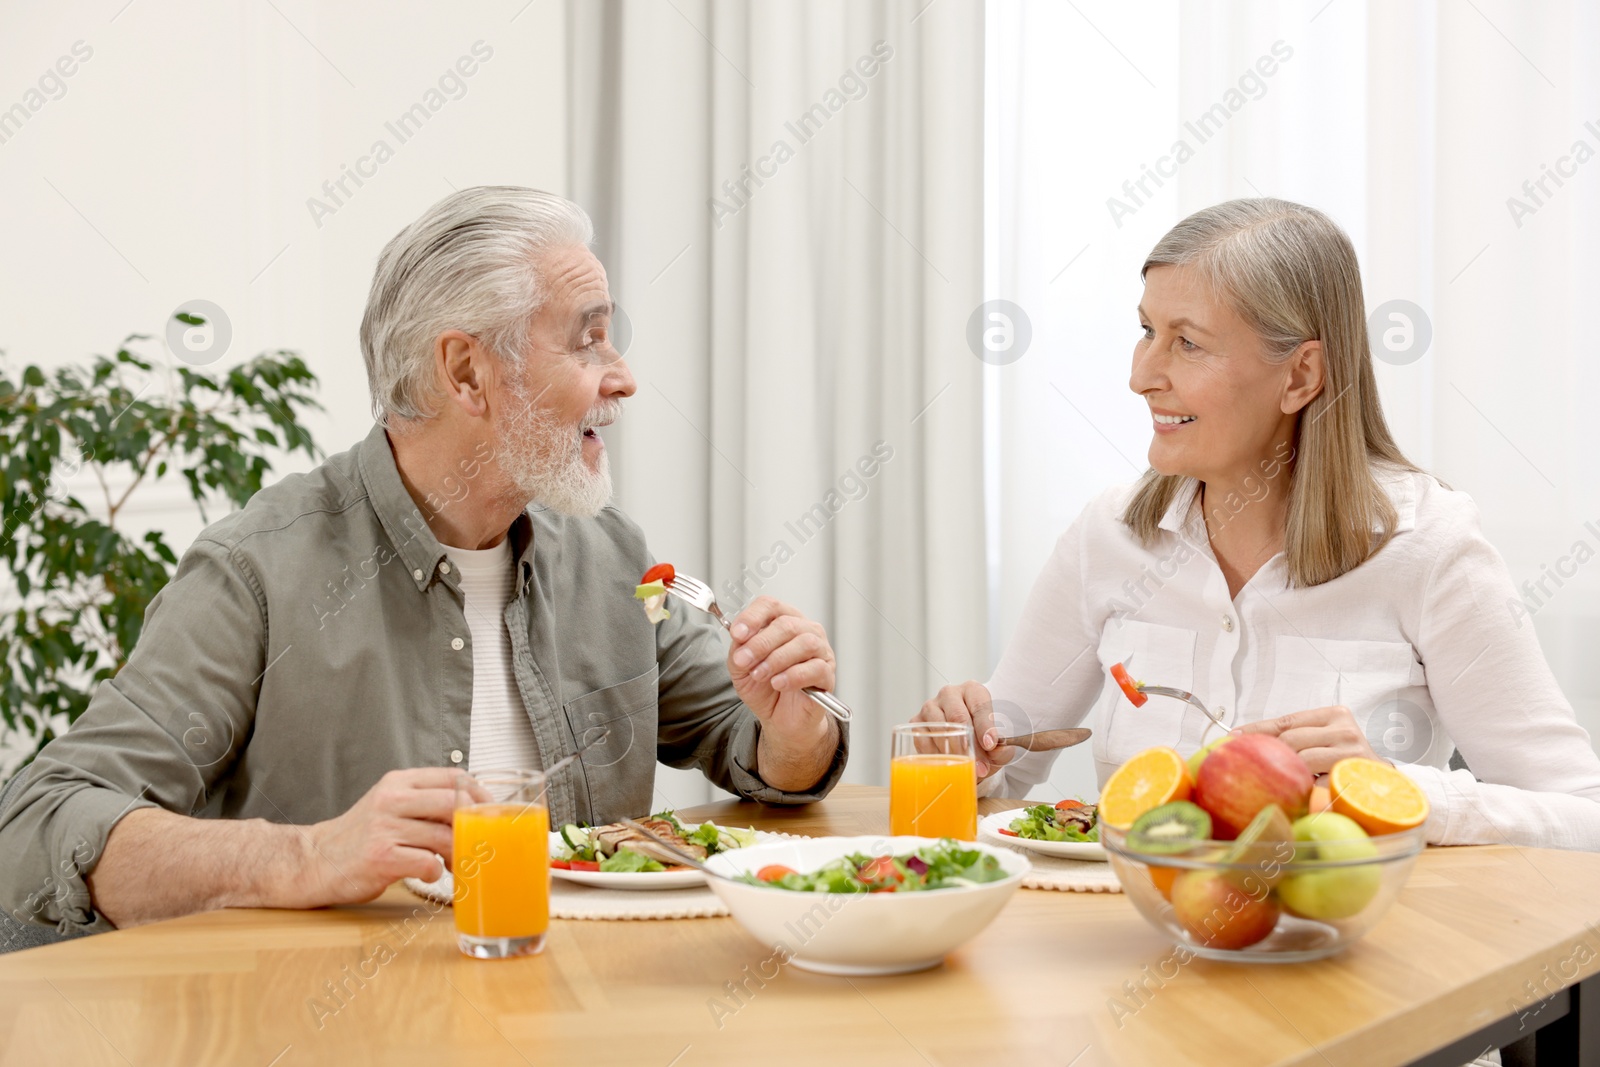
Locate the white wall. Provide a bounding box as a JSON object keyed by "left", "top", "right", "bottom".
{"left": 0, "top": 0, "right": 569, "bottom": 774}
{"left": 0, "top": 0, "right": 568, "bottom": 534}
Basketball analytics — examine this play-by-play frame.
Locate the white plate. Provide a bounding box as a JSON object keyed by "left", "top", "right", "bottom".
{"left": 549, "top": 825, "right": 781, "bottom": 890}
{"left": 979, "top": 809, "right": 1107, "bottom": 861}
{"left": 550, "top": 864, "right": 705, "bottom": 890}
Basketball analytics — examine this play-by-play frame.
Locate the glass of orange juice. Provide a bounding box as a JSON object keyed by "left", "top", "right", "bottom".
{"left": 889, "top": 722, "right": 978, "bottom": 840}
{"left": 452, "top": 769, "right": 549, "bottom": 959}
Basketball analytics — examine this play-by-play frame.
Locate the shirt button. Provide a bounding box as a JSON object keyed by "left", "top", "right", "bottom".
{"left": 451, "top": 637, "right": 465, "bottom": 651}
{"left": 413, "top": 568, "right": 424, "bottom": 581}
{"left": 449, "top": 749, "right": 463, "bottom": 764}
{"left": 1222, "top": 615, "right": 1234, "bottom": 632}
{"left": 439, "top": 561, "right": 451, "bottom": 575}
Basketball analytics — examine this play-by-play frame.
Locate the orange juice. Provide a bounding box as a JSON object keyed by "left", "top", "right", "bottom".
{"left": 452, "top": 802, "right": 549, "bottom": 940}
{"left": 889, "top": 753, "right": 977, "bottom": 839}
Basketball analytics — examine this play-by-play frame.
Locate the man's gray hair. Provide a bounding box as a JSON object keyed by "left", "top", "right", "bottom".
{"left": 359, "top": 186, "right": 594, "bottom": 425}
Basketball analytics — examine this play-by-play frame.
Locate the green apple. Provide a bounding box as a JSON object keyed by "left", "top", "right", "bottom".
{"left": 1186, "top": 734, "right": 1234, "bottom": 782}
{"left": 1275, "top": 812, "right": 1381, "bottom": 921}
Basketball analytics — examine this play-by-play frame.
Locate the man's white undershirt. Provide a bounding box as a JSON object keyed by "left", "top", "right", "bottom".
{"left": 443, "top": 539, "right": 540, "bottom": 775}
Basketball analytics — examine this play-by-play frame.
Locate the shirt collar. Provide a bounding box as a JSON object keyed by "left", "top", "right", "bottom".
{"left": 357, "top": 423, "right": 537, "bottom": 593}
{"left": 1155, "top": 467, "right": 1420, "bottom": 537}
{"left": 1157, "top": 478, "right": 1204, "bottom": 535}
{"left": 508, "top": 508, "right": 536, "bottom": 593}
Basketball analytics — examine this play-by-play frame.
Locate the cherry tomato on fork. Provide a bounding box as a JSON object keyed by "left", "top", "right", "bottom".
{"left": 1110, "top": 662, "right": 1147, "bottom": 707}
{"left": 640, "top": 563, "right": 675, "bottom": 586}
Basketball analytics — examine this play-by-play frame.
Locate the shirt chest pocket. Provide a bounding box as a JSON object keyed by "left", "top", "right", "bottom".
{"left": 1093, "top": 619, "right": 1199, "bottom": 767}
{"left": 1263, "top": 637, "right": 1424, "bottom": 725}
{"left": 563, "top": 665, "right": 659, "bottom": 824}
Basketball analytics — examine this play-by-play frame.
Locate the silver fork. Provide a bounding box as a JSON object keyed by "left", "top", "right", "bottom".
{"left": 1137, "top": 684, "right": 1229, "bottom": 732}
{"left": 1119, "top": 653, "right": 1228, "bottom": 732}
{"left": 664, "top": 572, "right": 853, "bottom": 723}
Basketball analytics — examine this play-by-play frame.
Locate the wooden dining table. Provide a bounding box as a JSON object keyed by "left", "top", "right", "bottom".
{"left": 1, "top": 784, "right": 1597, "bottom": 1066}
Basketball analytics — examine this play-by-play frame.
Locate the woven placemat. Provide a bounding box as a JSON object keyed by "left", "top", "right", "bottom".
{"left": 552, "top": 881, "right": 730, "bottom": 919}
{"left": 990, "top": 844, "right": 1123, "bottom": 893}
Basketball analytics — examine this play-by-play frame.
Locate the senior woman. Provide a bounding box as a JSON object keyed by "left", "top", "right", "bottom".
{"left": 917, "top": 198, "right": 1600, "bottom": 850}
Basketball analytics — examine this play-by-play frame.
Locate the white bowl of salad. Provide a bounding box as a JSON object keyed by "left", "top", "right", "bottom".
{"left": 702, "top": 836, "right": 1029, "bottom": 976}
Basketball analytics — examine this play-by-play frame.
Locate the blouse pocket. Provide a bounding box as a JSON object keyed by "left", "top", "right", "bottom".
{"left": 1093, "top": 619, "right": 1199, "bottom": 768}
{"left": 562, "top": 665, "right": 660, "bottom": 823}
{"left": 1263, "top": 636, "right": 1431, "bottom": 758}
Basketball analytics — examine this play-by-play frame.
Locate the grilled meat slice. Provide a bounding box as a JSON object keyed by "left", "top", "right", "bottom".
{"left": 1056, "top": 803, "right": 1097, "bottom": 835}
{"left": 590, "top": 817, "right": 707, "bottom": 866}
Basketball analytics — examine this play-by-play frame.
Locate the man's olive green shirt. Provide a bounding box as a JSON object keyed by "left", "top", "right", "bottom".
{"left": 0, "top": 425, "right": 847, "bottom": 934}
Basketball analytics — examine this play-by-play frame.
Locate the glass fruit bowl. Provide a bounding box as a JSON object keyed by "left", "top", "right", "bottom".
{"left": 1100, "top": 821, "right": 1427, "bottom": 963}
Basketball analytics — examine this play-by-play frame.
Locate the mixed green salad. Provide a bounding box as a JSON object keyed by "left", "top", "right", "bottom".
{"left": 553, "top": 810, "right": 757, "bottom": 874}
{"left": 742, "top": 839, "right": 1009, "bottom": 893}
{"left": 1001, "top": 799, "right": 1100, "bottom": 843}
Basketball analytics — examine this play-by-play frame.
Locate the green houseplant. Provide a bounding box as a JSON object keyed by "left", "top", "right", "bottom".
{"left": 0, "top": 318, "right": 322, "bottom": 783}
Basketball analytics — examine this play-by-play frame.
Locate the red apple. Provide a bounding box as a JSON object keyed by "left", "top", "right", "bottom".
{"left": 1170, "top": 868, "right": 1281, "bottom": 950}
{"left": 1193, "top": 734, "right": 1313, "bottom": 839}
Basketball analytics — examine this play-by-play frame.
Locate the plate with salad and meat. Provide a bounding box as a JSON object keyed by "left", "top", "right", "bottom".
{"left": 977, "top": 799, "right": 1107, "bottom": 861}
{"left": 551, "top": 811, "right": 776, "bottom": 889}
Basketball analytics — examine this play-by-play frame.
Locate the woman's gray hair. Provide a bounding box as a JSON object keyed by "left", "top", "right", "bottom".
{"left": 359, "top": 186, "right": 594, "bottom": 425}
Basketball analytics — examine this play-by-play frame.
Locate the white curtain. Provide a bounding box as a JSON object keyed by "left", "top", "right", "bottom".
{"left": 568, "top": 0, "right": 988, "bottom": 805}
{"left": 991, "top": 0, "right": 1600, "bottom": 801}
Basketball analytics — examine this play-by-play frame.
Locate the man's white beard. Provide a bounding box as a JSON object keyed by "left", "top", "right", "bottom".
{"left": 498, "top": 381, "right": 619, "bottom": 518}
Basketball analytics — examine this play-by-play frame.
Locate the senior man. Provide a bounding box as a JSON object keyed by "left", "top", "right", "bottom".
{"left": 0, "top": 187, "right": 847, "bottom": 937}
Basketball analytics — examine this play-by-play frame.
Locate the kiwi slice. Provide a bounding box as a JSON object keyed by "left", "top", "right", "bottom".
{"left": 1127, "top": 801, "right": 1212, "bottom": 855}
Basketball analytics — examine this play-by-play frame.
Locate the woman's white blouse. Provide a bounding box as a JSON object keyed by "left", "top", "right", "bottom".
{"left": 982, "top": 468, "right": 1600, "bottom": 850}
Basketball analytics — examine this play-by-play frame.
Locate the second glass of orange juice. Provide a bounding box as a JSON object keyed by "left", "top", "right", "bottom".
{"left": 889, "top": 722, "right": 978, "bottom": 840}
{"left": 453, "top": 769, "right": 549, "bottom": 959}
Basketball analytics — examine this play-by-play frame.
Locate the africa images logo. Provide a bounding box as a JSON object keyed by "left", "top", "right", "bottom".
{"left": 166, "top": 300, "right": 232, "bottom": 367}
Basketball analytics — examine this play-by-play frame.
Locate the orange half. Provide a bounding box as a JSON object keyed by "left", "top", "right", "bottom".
{"left": 1329, "top": 758, "right": 1429, "bottom": 835}
{"left": 1099, "top": 747, "right": 1191, "bottom": 829}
